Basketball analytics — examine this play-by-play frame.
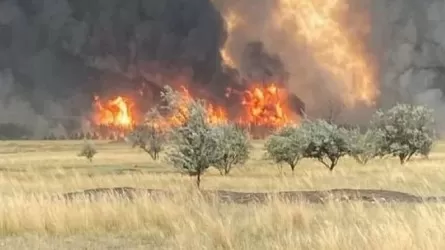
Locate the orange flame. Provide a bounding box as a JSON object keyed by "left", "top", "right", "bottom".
{"left": 163, "top": 86, "right": 228, "bottom": 127}
{"left": 92, "top": 96, "right": 134, "bottom": 128}
{"left": 91, "top": 83, "right": 297, "bottom": 137}
{"left": 275, "top": 0, "right": 378, "bottom": 107}
{"left": 237, "top": 83, "right": 293, "bottom": 127}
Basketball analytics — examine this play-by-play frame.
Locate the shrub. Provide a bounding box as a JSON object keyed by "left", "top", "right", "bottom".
{"left": 299, "top": 119, "right": 351, "bottom": 171}
{"left": 370, "top": 103, "right": 436, "bottom": 164}
{"left": 348, "top": 128, "right": 382, "bottom": 165}
{"left": 212, "top": 124, "right": 250, "bottom": 175}
{"left": 78, "top": 140, "right": 97, "bottom": 162}
{"left": 128, "top": 124, "right": 166, "bottom": 160}
{"left": 128, "top": 109, "right": 166, "bottom": 160}
{"left": 265, "top": 126, "right": 305, "bottom": 173}
{"left": 166, "top": 97, "right": 220, "bottom": 188}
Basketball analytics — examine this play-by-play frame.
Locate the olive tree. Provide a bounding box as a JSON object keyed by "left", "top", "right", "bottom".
{"left": 166, "top": 98, "right": 220, "bottom": 188}
{"left": 370, "top": 104, "right": 436, "bottom": 164}
{"left": 265, "top": 126, "right": 305, "bottom": 173}
{"left": 128, "top": 109, "right": 166, "bottom": 160}
{"left": 348, "top": 128, "right": 382, "bottom": 165}
{"left": 212, "top": 124, "right": 250, "bottom": 175}
{"left": 300, "top": 120, "right": 351, "bottom": 171}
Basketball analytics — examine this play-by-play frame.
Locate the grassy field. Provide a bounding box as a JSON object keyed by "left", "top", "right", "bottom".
{"left": 1, "top": 140, "right": 445, "bottom": 249}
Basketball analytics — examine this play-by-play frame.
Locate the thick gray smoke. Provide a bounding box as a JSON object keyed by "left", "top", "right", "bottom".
{"left": 0, "top": 0, "right": 227, "bottom": 138}
{"left": 371, "top": 0, "right": 445, "bottom": 129}
{"left": 2, "top": 0, "right": 445, "bottom": 138}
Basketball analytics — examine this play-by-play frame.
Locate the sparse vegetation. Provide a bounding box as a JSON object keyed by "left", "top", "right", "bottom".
{"left": 370, "top": 103, "right": 436, "bottom": 164}
{"left": 77, "top": 140, "right": 97, "bottom": 162}
{"left": 3, "top": 102, "right": 444, "bottom": 248}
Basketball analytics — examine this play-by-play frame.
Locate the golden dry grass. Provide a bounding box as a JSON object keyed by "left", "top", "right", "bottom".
{"left": 1, "top": 140, "right": 445, "bottom": 249}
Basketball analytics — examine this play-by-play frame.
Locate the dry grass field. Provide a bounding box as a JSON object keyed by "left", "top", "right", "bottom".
{"left": 1, "top": 140, "right": 445, "bottom": 249}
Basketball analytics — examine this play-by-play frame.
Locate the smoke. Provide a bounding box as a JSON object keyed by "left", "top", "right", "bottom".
{"left": 0, "top": 0, "right": 227, "bottom": 138}
{"left": 3, "top": 0, "right": 445, "bottom": 137}
{"left": 215, "top": 0, "right": 376, "bottom": 122}
{"left": 370, "top": 0, "right": 445, "bottom": 130}
{"left": 239, "top": 41, "right": 289, "bottom": 85}
{"left": 217, "top": 0, "right": 445, "bottom": 127}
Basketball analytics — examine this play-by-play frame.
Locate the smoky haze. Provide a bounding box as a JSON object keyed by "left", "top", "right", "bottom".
{"left": 2, "top": 0, "right": 445, "bottom": 138}
{"left": 0, "top": 0, "right": 228, "bottom": 138}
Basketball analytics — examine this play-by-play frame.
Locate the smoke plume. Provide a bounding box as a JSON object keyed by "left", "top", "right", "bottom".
{"left": 2, "top": 0, "right": 445, "bottom": 137}
{"left": 0, "top": 0, "right": 227, "bottom": 138}
{"left": 217, "top": 0, "right": 445, "bottom": 128}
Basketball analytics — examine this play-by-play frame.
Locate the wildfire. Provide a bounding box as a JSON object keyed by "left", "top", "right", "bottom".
{"left": 92, "top": 95, "right": 134, "bottom": 128}
{"left": 90, "top": 83, "right": 297, "bottom": 139}
{"left": 275, "top": 0, "right": 379, "bottom": 107}
{"left": 236, "top": 83, "right": 293, "bottom": 127}
{"left": 164, "top": 86, "right": 228, "bottom": 127}
{"left": 220, "top": 9, "right": 243, "bottom": 68}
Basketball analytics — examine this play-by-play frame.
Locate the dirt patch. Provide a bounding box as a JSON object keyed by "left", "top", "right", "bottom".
{"left": 53, "top": 187, "right": 445, "bottom": 204}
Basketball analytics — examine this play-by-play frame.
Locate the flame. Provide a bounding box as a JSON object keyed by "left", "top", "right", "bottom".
{"left": 91, "top": 84, "right": 298, "bottom": 139}
{"left": 92, "top": 96, "right": 134, "bottom": 128}
{"left": 220, "top": 9, "right": 243, "bottom": 68}
{"left": 165, "top": 86, "right": 228, "bottom": 127}
{"left": 230, "top": 83, "right": 295, "bottom": 128}
{"left": 275, "top": 0, "right": 378, "bottom": 107}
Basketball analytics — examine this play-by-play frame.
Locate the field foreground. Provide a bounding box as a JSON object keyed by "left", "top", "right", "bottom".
{"left": 1, "top": 140, "right": 445, "bottom": 249}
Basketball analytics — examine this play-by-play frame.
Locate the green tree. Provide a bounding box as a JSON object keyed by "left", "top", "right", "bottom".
{"left": 212, "top": 124, "right": 251, "bottom": 175}
{"left": 300, "top": 120, "right": 351, "bottom": 171}
{"left": 128, "top": 109, "right": 166, "bottom": 160}
{"left": 370, "top": 104, "right": 436, "bottom": 164}
{"left": 265, "top": 126, "right": 305, "bottom": 173}
{"left": 166, "top": 95, "right": 220, "bottom": 188}
{"left": 348, "top": 128, "right": 382, "bottom": 165}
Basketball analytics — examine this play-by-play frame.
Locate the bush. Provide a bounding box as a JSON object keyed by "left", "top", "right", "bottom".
{"left": 128, "top": 124, "right": 166, "bottom": 160}
{"left": 128, "top": 109, "right": 166, "bottom": 160}
{"left": 348, "top": 128, "right": 382, "bottom": 165}
{"left": 166, "top": 98, "right": 220, "bottom": 188}
{"left": 265, "top": 126, "right": 304, "bottom": 173}
{"left": 299, "top": 119, "right": 351, "bottom": 171}
{"left": 78, "top": 140, "right": 97, "bottom": 162}
{"left": 212, "top": 124, "right": 250, "bottom": 175}
{"left": 370, "top": 103, "right": 436, "bottom": 164}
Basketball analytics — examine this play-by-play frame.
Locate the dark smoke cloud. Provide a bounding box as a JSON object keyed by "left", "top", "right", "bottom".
{"left": 4, "top": 0, "right": 445, "bottom": 137}
{"left": 0, "top": 0, "right": 228, "bottom": 138}
{"left": 240, "top": 41, "right": 289, "bottom": 85}
{"left": 370, "top": 0, "right": 445, "bottom": 130}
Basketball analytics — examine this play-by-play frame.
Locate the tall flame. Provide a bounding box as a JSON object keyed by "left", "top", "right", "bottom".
{"left": 226, "top": 83, "right": 296, "bottom": 128}
{"left": 92, "top": 96, "right": 134, "bottom": 128}
{"left": 220, "top": 9, "right": 243, "bottom": 68}
{"left": 275, "top": 0, "right": 378, "bottom": 107}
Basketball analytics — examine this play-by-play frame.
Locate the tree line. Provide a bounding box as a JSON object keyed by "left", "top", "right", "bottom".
{"left": 80, "top": 86, "right": 437, "bottom": 188}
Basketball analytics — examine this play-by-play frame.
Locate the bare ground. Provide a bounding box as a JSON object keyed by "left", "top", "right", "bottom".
{"left": 56, "top": 187, "right": 445, "bottom": 204}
